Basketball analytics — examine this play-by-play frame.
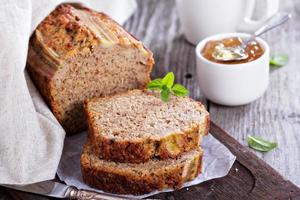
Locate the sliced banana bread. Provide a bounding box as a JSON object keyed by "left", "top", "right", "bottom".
{"left": 84, "top": 90, "right": 210, "bottom": 163}
{"left": 27, "top": 4, "right": 154, "bottom": 134}
{"left": 81, "top": 140, "right": 203, "bottom": 195}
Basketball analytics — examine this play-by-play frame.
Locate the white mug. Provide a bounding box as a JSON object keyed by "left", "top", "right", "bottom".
{"left": 176, "top": 0, "right": 279, "bottom": 44}
{"left": 195, "top": 33, "right": 269, "bottom": 106}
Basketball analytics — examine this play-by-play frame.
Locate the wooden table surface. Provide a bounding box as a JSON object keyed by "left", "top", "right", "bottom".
{"left": 1, "top": 0, "right": 299, "bottom": 199}
{"left": 127, "top": 0, "right": 300, "bottom": 189}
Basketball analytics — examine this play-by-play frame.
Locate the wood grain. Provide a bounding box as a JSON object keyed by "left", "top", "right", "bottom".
{"left": 209, "top": 0, "right": 300, "bottom": 187}
{"left": 4, "top": 122, "right": 300, "bottom": 200}
{"left": 123, "top": 0, "right": 207, "bottom": 103}
{"left": 126, "top": 0, "right": 300, "bottom": 187}
{"left": 152, "top": 122, "right": 300, "bottom": 200}
{"left": 2, "top": 0, "right": 300, "bottom": 199}
{"left": 0, "top": 188, "right": 10, "bottom": 200}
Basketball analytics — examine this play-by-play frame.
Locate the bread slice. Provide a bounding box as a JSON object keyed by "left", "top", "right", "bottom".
{"left": 26, "top": 4, "right": 154, "bottom": 134}
{"left": 81, "top": 140, "right": 203, "bottom": 195}
{"left": 85, "top": 90, "right": 209, "bottom": 163}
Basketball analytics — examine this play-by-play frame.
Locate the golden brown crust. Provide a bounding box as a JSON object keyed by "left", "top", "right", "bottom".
{"left": 26, "top": 43, "right": 64, "bottom": 123}
{"left": 196, "top": 102, "right": 210, "bottom": 136}
{"left": 80, "top": 141, "right": 203, "bottom": 195}
{"left": 89, "top": 122, "right": 206, "bottom": 163}
{"left": 84, "top": 90, "right": 210, "bottom": 163}
{"left": 34, "top": 4, "right": 154, "bottom": 61}
{"left": 27, "top": 4, "right": 154, "bottom": 135}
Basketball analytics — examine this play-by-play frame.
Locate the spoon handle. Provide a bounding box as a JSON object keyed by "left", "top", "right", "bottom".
{"left": 254, "top": 12, "right": 291, "bottom": 37}
{"left": 243, "top": 12, "right": 291, "bottom": 48}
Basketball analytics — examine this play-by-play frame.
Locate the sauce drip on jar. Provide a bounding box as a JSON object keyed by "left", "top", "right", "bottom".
{"left": 201, "top": 37, "right": 264, "bottom": 64}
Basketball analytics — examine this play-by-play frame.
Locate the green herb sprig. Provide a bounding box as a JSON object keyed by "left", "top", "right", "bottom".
{"left": 270, "top": 54, "right": 288, "bottom": 67}
{"left": 247, "top": 135, "right": 277, "bottom": 152}
{"left": 147, "top": 72, "right": 189, "bottom": 102}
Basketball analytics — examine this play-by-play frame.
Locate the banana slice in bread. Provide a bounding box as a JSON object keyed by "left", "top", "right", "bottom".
{"left": 80, "top": 140, "right": 203, "bottom": 195}
{"left": 84, "top": 90, "right": 209, "bottom": 163}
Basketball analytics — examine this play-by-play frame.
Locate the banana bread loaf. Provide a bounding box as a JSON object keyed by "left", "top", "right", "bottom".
{"left": 27, "top": 4, "right": 154, "bottom": 134}
{"left": 80, "top": 140, "right": 203, "bottom": 195}
{"left": 84, "top": 90, "right": 210, "bottom": 163}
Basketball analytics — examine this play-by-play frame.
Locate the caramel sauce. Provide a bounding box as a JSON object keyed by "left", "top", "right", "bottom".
{"left": 201, "top": 37, "right": 264, "bottom": 64}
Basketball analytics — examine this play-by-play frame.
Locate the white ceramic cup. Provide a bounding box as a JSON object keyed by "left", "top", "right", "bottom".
{"left": 195, "top": 33, "right": 269, "bottom": 106}
{"left": 176, "top": 0, "right": 279, "bottom": 44}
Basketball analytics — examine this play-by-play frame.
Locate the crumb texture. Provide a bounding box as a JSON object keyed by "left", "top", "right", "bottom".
{"left": 85, "top": 90, "right": 210, "bottom": 163}
{"left": 88, "top": 90, "right": 206, "bottom": 139}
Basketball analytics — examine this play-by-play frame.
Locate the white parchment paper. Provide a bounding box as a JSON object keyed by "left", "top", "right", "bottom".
{"left": 57, "top": 132, "right": 236, "bottom": 198}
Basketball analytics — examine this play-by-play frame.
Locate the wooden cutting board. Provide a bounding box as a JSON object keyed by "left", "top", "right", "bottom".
{"left": 5, "top": 122, "right": 300, "bottom": 200}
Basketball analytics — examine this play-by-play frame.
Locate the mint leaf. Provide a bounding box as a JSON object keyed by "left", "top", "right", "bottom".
{"left": 270, "top": 54, "right": 288, "bottom": 67}
{"left": 247, "top": 135, "right": 277, "bottom": 152}
{"left": 147, "top": 71, "right": 189, "bottom": 102}
{"left": 161, "top": 86, "right": 170, "bottom": 102}
{"left": 162, "top": 72, "right": 175, "bottom": 89}
{"left": 172, "top": 84, "right": 189, "bottom": 97}
{"left": 147, "top": 79, "right": 163, "bottom": 90}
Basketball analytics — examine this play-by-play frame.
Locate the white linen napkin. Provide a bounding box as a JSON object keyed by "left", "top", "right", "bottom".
{"left": 0, "top": 0, "right": 137, "bottom": 185}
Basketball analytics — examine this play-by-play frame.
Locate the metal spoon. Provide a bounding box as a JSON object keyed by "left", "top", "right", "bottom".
{"left": 213, "top": 12, "right": 292, "bottom": 62}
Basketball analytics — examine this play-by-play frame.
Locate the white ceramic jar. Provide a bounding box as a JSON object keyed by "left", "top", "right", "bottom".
{"left": 195, "top": 33, "right": 269, "bottom": 106}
